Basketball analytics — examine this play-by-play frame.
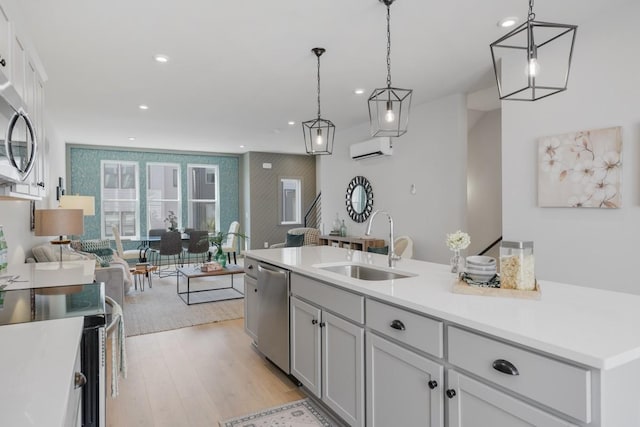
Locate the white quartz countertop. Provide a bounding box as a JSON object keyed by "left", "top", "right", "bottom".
{"left": 246, "top": 246, "right": 640, "bottom": 370}
{"left": 1, "top": 260, "right": 96, "bottom": 291}
{"left": 0, "top": 317, "right": 84, "bottom": 426}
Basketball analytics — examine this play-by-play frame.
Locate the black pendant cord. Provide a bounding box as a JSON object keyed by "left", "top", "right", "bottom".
{"left": 386, "top": 2, "right": 392, "bottom": 88}
{"left": 528, "top": 0, "right": 536, "bottom": 22}
{"left": 316, "top": 52, "right": 321, "bottom": 119}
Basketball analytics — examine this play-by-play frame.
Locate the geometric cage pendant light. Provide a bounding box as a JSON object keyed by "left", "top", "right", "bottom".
{"left": 302, "top": 47, "right": 335, "bottom": 155}
{"left": 368, "top": 0, "right": 412, "bottom": 137}
{"left": 490, "top": 0, "right": 577, "bottom": 101}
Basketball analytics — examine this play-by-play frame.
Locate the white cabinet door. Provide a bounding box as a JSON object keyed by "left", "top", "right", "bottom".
{"left": 290, "top": 296, "right": 321, "bottom": 397}
{"left": 447, "top": 370, "right": 577, "bottom": 427}
{"left": 11, "top": 32, "right": 25, "bottom": 100}
{"left": 244, "top": 275, "right": 258, "bottom": 341}
{"left": 322, "top": 311, "right": 364, "bottom": 427}
{"left": 367, "top": 332, "right": 444, "bottom": 427}
{"left": 0, "top": 4, "right": 10, "bottom": 81}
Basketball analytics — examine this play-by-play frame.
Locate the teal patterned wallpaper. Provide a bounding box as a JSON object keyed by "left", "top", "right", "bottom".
{"left": 68, "top": 145, "right": 239, "bottom": 249}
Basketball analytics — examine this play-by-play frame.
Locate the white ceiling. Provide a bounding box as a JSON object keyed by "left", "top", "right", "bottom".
{"left": 13, "top": 0, "right": 627, "bottom": 154}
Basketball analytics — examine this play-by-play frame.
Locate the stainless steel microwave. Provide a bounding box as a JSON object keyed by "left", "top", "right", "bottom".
{"left": 0, "top": 85, "right": 37, "bottom": 185}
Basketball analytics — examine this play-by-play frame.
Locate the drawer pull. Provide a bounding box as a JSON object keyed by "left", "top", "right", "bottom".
{"left": 492, "top": 359, "right": 520, "bottom": 376}
{"left": 446, "top": 389, "right": 456, "bottom": 399}
{"left": 312, "top": 319, "right": 318, "bottom": 325}
{"left": 389, "top": 319, "right": 406, "bottom": 331}
{"left": 254, "top": 288, "right": 257, "bottom": 292}
{"left": 247, "top": 265, "right": 254, "bottom": 269}
{"left": 428, "top": 380, "right": 438, "bottom": 390}
{"left": 319, "top": 322, "right": 326, "bottom": 328}
{"left": 74, "top": 372, "right": 87, "bottom": 389}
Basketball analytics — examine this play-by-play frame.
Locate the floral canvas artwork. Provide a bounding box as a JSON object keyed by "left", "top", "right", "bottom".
{"left": 538, "top": 126, "right": 622, "bottom": 208}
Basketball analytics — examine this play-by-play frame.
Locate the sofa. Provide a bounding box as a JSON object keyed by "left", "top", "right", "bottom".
{"left": 28, "top": 242, "right": 132, "bottom": 309}
{"left": 270, "top": 227, "right": 320, "bottom": 248}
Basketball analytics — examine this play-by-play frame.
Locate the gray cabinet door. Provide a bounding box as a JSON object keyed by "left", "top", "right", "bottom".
{"left": 447, "top": 370, "right": 577, "bottom": 427}
{"left": 290, "top": 296, "right": 322, "bottom": 397}
{"left": 244, "top": 275, "right": 258, "bottom": 341}
{"left": 367, "top": 332, "right": 444, "bottom": 427}
{"left": 322, "top": 311, "right": 364, "bottom": 427}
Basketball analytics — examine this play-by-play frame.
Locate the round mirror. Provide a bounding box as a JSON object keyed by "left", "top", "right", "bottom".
{"left": 345, "top": 176, "right": 373, "bottom": 223}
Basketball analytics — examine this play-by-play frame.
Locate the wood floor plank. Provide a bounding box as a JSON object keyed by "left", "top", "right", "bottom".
{"left": 107, "top": 318, "right": 304, "bottom": 427}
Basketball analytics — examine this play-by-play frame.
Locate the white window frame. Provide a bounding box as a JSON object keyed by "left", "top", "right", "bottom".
{"left": 100, "top": 160, "right": 140, "bottom": 239}
{"left": 187, "top": 164, "right": 220, "bottom": 231}
{"left": 280, "top": 177, "right": 302, "bottom": 225}
{"left": 146, "top": 162, "right": 181, "bottom": 232}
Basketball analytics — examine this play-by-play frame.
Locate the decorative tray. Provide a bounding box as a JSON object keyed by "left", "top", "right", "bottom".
{"left": 453, "top": 273, "right": 541, "bottom": 300}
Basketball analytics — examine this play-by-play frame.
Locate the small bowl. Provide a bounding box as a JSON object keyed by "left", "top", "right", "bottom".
{"left": 466, "top": 264, "right": 497, "bottom": 273}
{"left": 467, "top": 272, "right": 497, "bottom": 282}
{"left": 466, "top": 256, "right": 496, "bottom": 266}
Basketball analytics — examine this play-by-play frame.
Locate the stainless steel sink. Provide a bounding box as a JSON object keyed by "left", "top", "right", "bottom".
{"left": 318, "top": 264, "right": 412, "bottom": 281}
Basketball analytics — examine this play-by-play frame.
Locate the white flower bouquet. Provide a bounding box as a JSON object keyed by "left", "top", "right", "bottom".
{"left": 446, "top": 230, "right": 470, "bottom": 251}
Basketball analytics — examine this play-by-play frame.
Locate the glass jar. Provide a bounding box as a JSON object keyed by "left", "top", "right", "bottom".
{"left": 500, "top": 241, "right": 535, "bottom": 290}
{"left": 340, "top": 220, "right": 347, "bottom": 237}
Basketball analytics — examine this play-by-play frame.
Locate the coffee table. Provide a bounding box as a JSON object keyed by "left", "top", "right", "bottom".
{"left": 176, "top": 265, "right": 245, "bottom": 305}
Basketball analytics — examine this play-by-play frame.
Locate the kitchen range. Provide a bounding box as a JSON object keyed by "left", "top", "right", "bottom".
{"left": 244, "top": 245, "right": 640, "bottom": 427}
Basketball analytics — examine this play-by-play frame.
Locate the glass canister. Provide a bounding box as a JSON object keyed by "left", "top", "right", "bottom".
{"left": 0, "top": 225, "right": 7, "bottom": 272}
{"left": 500, "top": 241, "right": 535, "bottom": 290}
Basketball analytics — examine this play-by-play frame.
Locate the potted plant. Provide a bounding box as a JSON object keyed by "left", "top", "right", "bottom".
{"left": 164, "top": 211, "right": 179, "bottom": 231}
{"left": 208, "top": 229, "right": 246, "bottom": 267}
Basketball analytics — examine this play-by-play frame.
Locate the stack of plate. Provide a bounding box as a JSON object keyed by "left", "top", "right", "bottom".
{"left": 465, "top": 256, "right": 497, "bottom": 282}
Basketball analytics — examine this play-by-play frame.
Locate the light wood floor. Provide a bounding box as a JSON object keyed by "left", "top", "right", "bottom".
{"left": 107, "top": 319, "right": 304, "bottom": 427}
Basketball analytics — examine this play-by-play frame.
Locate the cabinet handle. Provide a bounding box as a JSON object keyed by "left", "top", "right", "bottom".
{"left": 37, "top": 181, "right": 45, "bottom": 188}
{"left": 247, "top": 264, "right": 254, "bottom": 269}
{"left": 319, "top": 322, "right": 326, "bottom": 328}
{"left": 0, "top": 58, "right": 5, "bottom": 67}
{"left": 428, "top": 380, "right": 438, "bottom": 390}
{"left": 312, "top": 319, "right": 318, "bottom": 325}
{"left": 74, "top": 372, "right": 87, "bottom": 389}
{"left": 389, "top": 319, "right": 406, "bottom": 331}
{"left": 445, "top": 389, "right": 456, "bottom": 399}
{"left": 492, "top": 359, "right": 520, "bottom": 376}
{"left": 254, "top": 288, "right": 257, "bottom": 292}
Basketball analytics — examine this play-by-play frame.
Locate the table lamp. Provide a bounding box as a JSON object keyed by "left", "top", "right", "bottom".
{"left": 59, "top": 195, "right": 95, "bottom": 216}
{"left": 34, "top": 209, "right": 84, "bottom": 262}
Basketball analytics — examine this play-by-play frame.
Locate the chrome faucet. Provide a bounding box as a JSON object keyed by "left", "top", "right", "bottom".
{"left": 365, "top": 210, "right": 401, "bottom": 268}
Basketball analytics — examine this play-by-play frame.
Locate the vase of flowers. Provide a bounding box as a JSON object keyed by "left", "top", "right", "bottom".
{"left": 446, "top": 230, "right": 470, "bottom": 274}
{"left": 164, "top": 211, "right": 178, "bottom": 231}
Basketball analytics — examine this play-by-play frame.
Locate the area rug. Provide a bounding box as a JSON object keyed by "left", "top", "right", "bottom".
{"left": 123, "top": 270, "right": 244, "bottom": 336}
{"left": 219, "top": 398, "right": 339, "bottom": 427}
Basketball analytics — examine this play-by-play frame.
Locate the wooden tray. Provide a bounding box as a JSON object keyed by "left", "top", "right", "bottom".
{"left": 453, "top": 279, "right": 541, "bottom": 300}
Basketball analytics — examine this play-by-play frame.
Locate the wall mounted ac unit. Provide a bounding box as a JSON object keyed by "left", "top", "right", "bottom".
{"left": 349, "top": 137, "right": 393, "bottom": 160}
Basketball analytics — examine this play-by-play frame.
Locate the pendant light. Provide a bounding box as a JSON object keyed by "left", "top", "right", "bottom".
{"left": 368, "top": 0, "right": 412, "bottom": 138}
{"left": 490, "top": 0, "right": 577, "bottom": 101}
{"left": 302, "top": 47, "right": 335, "bottom": 155}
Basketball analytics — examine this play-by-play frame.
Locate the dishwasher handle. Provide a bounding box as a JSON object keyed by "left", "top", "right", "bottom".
{"left": 258, "top": 263, "right": 290, "bottom": 281}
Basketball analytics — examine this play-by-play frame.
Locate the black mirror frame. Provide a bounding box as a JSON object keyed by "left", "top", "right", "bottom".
{"left": 345, "top": 176, "right": 374, "bottom": 223}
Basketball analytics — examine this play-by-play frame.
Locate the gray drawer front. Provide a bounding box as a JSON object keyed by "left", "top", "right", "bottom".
{"left": 448, "top": 326, "right": 591, "bottom": 423}
{"left": 366, "top": 299, "right": 443, "bottom": 358}
{"left": 291, "top": 273, "right": 364, "bottom": 324}
{"left": 244, "top": 257, "right": 258, "bottom": 278}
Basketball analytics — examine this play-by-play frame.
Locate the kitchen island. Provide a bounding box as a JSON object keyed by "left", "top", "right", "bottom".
{"left": 245, "top": 245, "right": 640, "bottom": 427}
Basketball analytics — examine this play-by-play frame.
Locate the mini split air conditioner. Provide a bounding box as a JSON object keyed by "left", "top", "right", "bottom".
{"left": 349, "top": 137, "right": 393, "bottom": 160}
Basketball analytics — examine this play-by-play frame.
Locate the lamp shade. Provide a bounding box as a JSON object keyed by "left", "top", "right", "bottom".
{"left": 34, "top": 209, "right": 84, "bottom": 238}
{"left": 59, "top": 195, "right": 95, "bottom": 216}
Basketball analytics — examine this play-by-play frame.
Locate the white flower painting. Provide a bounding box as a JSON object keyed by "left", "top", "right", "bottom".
{"left": 538, "top": 127, "right": 622, "bottom": 208}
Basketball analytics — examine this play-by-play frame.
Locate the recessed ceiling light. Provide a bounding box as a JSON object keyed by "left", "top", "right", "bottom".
{"left": 128, "top": 137, "right": 136, "bottom": 141}
{"left": 153, "top": 54, "right": 169, "bottom": 63}
{"left": 354, "top": 89, "right": 365, "bottom": 95}
{"left": 240, "top": 145, "right": 245, "bottom": 148}
{"left": 287, "top": 121, "right": 295, "bottom": 126}
{"left": 139, "top": 104, "right": 149, "bottom": 110}
{"left": 498, "top": 17, "right": 518, "bottom": 28}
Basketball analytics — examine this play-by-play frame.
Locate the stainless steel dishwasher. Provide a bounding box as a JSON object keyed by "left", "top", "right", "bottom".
{"left": 257, "top": 262, "right": 290, "bottom": 374}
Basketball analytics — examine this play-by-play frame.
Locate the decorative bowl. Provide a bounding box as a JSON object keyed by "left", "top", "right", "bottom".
{"left": 466, "top": 256, "right": 496, "bottom": 266}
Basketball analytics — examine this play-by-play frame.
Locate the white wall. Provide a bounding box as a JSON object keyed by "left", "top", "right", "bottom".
{"left": 502, "top": 1, "right": 640, "bottom": 293}
{"left": 320, "top": 93, "right": 467, "bottom": 263}
{"left": 467, "top": 109, "right": 501, "bottom": 255}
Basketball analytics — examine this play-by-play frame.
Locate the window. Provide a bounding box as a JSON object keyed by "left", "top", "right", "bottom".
{"left": 187, "top": 164, "right": 219, "bottom": 231}
{"left": 280, "top": 178, "right": 301, "bottom": 225}
{"left": 101, "top": 160, "right": 140, "bottom": 239}
{"left": 147, "top": 163, "right": 181, "bottom": 232}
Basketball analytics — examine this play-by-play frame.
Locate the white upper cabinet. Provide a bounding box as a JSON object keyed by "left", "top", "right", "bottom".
{"left": 0, "top": 4, "right": 10, "bottom": 81}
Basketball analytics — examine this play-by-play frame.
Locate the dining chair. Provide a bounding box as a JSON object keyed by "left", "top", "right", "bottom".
{"left": 156, "top": 231, "right": 183, "bottom": 277}
{"left": 221, "top": 221, "right": 240, "bottom": 264}
{"left": 146, "top": 228, "right": 165, "bottom": 265}
{"left": 183, "top": 230, "right": 210, "bottom": 265}
{"left": 111, "top": 225, "right": 139, "bottom": 263}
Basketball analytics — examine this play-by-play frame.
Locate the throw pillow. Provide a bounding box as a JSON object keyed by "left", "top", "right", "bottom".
{"left": 80, "top": 240, "right": 115, "bottom": 263}
{"left": 367, "top": 246, "right": 389, "bottom": 255}
{"left": 285, "top": 233, "right": 305, "bottom": 247}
